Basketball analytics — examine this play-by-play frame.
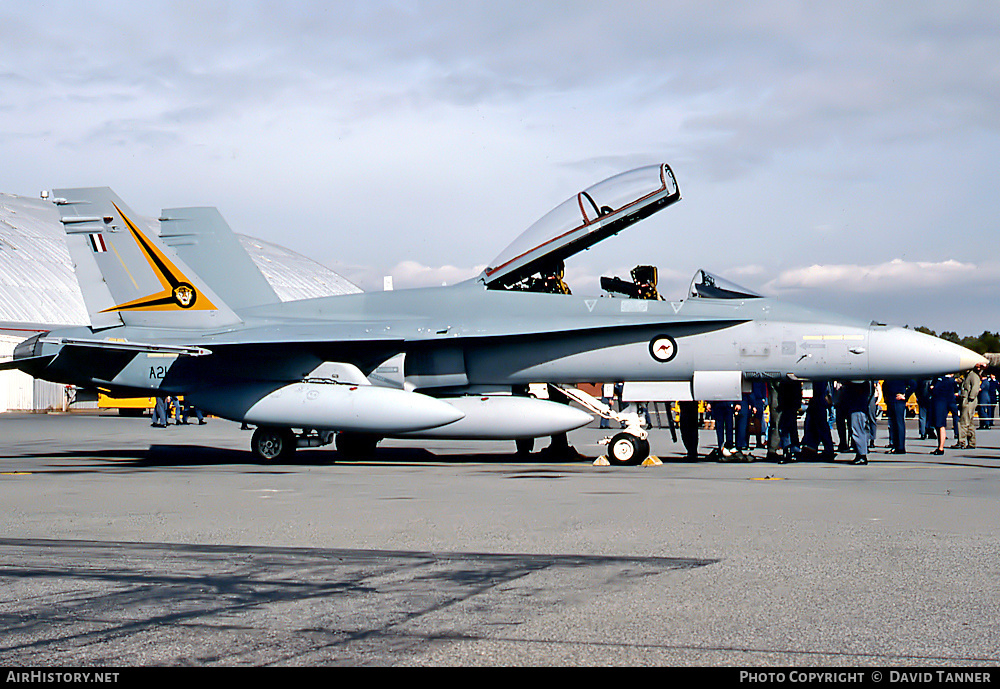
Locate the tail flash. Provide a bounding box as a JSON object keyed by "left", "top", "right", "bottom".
{"left": 53, "top": 187, "right": 241, "bottom": 329}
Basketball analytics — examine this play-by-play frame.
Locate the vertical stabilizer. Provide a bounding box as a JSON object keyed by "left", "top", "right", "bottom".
{"left": 53, "top": 188, "right": 242, "bottom": 329}
{"left": 160, "top": 206, "right": 280, "bottom": 309}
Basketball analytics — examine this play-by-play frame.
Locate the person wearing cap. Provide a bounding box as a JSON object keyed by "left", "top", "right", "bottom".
{"left": 956, "top": 363, "right": 986, "bottom": 449}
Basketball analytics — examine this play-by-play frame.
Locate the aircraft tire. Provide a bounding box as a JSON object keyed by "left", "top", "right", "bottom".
{"left": 251, "top": 426, "right": 296, "bottom": 463}
{"left": 608, "top": 433, "right": 649, "bottom": 466}
{"left": 336, "top": 432, "right": 380, "bottom": 458}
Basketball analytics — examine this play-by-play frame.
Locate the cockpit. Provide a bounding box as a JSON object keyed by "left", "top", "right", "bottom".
{"left": 479, "top": 163, "right": 763, "bottom": 303}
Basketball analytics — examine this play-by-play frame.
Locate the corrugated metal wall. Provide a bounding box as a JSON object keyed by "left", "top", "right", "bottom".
{"left": 0, "top": 334, "right": 70, "bottom": 412}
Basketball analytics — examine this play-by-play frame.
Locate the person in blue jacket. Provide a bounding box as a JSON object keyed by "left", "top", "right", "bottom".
{"left": 978, "top": 373, "right": 997, "bottom": 429}
{"left": 989, "top": 374, "right": 999, "bottom": 429}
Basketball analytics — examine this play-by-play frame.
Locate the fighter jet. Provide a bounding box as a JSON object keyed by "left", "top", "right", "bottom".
{"left": 2, "top": 164, "right": 986, "bottom": 464}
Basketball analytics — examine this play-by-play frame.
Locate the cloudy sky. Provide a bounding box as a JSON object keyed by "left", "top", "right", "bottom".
{"left": 2, "top": 1, "right": 998, "bottom": 333}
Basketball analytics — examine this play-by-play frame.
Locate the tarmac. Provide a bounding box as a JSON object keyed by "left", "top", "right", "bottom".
{"left": 1, "top": 411, "right": 998, "bottom": 667}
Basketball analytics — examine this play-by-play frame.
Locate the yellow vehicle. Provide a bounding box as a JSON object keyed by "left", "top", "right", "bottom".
{"left": 98, "top": 390, "right": 184, "bottom": 417}
{"left": 98, "top": 390, "right": 153, "bottom": 416}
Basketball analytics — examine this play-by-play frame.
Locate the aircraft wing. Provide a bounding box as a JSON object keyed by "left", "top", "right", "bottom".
{"left": 37, "top": 337, "right": 212, "bottom": 357}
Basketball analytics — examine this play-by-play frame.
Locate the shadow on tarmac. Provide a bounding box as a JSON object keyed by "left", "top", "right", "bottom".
{"left": 10, "top": 442, "right": 1000, "bottom": 471}
{"left": 8, "top": 444, "right": 598, "bottom": 469}
{"left": 0, "top": 537, "right": 718, "bottom": 665}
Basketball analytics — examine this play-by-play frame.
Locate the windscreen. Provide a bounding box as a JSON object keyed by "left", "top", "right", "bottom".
{"left": 688, "top": 269, "right": 761, "bottom": 299}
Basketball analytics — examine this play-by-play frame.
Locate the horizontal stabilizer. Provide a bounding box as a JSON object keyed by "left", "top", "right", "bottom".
{"left": 0, "top": 354, "right": 55, "bottom": 372}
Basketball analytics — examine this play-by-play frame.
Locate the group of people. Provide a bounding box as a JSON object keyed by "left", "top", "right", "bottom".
{"left": 151, "top": 396, "right": 206, "bottom": 428}
{"left": 613, "top": 366, "right": 995, "bottom": 465}
{"left": 922, "top": 363, "right": 995, "bottom": 454}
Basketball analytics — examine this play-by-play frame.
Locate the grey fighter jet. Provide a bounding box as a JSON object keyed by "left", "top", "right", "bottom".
{"left": 2, "top": 164, "right": 986, "bottom": 463}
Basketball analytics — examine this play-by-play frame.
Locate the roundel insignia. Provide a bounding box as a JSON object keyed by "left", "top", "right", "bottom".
{"left": 649, "top": 335, "right": 677, "bottom": 363}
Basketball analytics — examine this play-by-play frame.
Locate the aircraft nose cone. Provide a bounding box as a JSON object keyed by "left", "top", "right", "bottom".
{"left": 868, "top": 326, "right": 987, "bottom": 378}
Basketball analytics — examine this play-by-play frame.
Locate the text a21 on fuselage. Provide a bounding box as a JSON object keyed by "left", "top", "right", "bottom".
{"left": 7, "top": 163, "right": 986, "bottom": 463}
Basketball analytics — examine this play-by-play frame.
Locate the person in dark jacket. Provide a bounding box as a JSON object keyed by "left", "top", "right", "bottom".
{"left": 929, "top": 375, "right": 958, "bottom": 455}
{"left": 842, "top": 381, "right": 872, "bottom": 465}
{"left": 883, "top": 379, "right": 916, "bottom": 454}
{"left": 915, "top": 379, "right": 932, "bottom": 440}
{"left": 801, "top": 380, "right": 835, "bottom": 460}
{"left": 678, "top": 400, "right": 700, "bottom": 460}
{"left": 735, "top": 388, "right": 758, "bottom": 456}
{"left": 776, "top": 380, "right": 802, "bottom": 462}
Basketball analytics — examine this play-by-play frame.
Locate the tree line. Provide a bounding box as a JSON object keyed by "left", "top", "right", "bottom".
{"left": 914, "top": 328, "right": 1000, "bottom": 355}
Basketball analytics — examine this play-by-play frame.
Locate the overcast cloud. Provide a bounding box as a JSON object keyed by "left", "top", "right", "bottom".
{"left": 1, "top": 1, "right": 997, "bottom": 333}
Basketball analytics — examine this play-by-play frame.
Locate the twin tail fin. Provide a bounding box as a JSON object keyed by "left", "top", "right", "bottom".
{"left": 53, "top": 187, "right": 242, "bottom": 330}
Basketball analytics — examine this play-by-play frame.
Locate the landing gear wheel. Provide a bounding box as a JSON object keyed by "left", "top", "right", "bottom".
{"left": 515, "top": 438, "right": 534, "bottom": 456}
{"left": 336, "top": 432, "right": 380, "bottom": 458}
{"left": 251, "top": 427, "right": 296, "bottom": 462}
{"left": 608, "top": 433, "right": 649, "bottom": 466}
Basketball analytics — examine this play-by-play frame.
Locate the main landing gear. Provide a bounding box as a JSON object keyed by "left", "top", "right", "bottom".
{"left": 250, "top": 427, "right": 297, "bottom": 462}
{"left": 249, "top": 426, "right": 384, "bottom": 462}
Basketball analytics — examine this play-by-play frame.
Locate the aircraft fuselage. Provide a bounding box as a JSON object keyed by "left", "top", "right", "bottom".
{"left": 21, "top": 282, "right": 979, "bottom": 402}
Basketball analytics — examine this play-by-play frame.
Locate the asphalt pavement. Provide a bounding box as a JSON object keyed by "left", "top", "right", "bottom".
{"left": 1, "top": 411, "right": 998, "bottom": 667}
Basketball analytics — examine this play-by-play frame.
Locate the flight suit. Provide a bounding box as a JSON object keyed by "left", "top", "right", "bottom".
{"left": 958, "top": 369, "right": 982, "bottom": 448}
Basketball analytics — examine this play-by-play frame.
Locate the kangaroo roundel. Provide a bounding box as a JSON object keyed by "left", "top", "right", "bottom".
{"left": 649, "top": 335, "right": 677, "bottom": 363}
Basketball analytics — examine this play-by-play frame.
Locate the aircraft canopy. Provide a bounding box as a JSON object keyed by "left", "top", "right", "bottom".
{"left": 688, "top": 269, "right": 761, "bottom": 300}
{"left": 484, "top": 163, "right": 680, "bottom": 289}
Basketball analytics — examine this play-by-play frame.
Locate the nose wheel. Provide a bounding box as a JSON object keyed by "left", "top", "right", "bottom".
{"left": 608, "top": 433, "right": 650, "bottom": 466}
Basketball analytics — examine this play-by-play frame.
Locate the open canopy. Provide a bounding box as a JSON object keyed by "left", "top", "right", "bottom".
{"left": 483, "top": 163, "right": 680, "bottom": 290}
